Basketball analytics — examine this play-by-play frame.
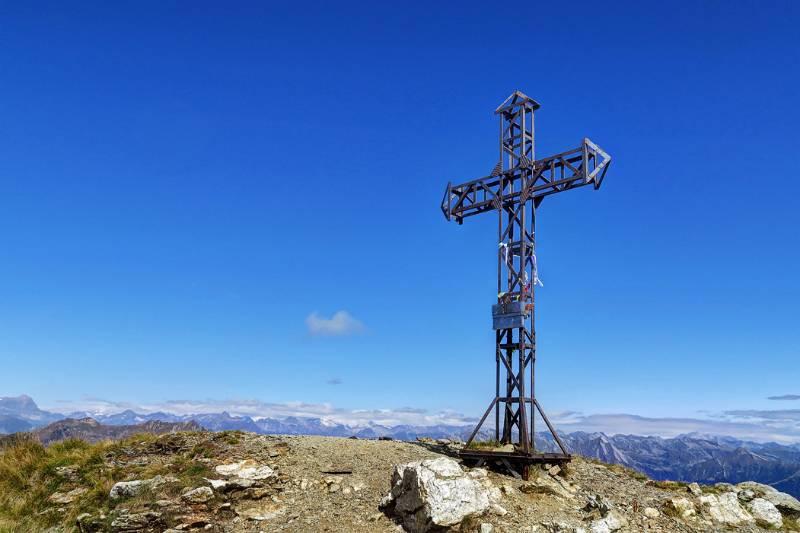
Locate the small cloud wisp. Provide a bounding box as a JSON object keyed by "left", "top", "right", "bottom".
{"left": 306, "top": 310, "right": 365, "bottom": 337}
{"left": 767, "top": 394, "right": 800, "bottom": 401}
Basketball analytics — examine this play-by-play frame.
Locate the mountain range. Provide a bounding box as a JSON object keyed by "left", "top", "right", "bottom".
{"left": 3, "top": 395, "right": 800, "bottom": 497}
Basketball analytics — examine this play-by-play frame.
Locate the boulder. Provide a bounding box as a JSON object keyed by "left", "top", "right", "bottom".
{"left": 583, "top": 493, "right": 612, "bottom": 515}
{"left": 181, "top": 486, "right": 214, "bottom": 503}
{"left": 214, "top": 460, "right": 275, "bottom": 480}
{"left": 109, "top": 475, "right": 176, "bottom": 499}
{"left": 521, "top": 474, "right": 576, "bottom": 500}
{"left": 490, "top": 503, "right": 507, "bottom": 516}
{"left": 687, "top": 482, "right": 702, "bottom": 496}
{"left": 381, "top": 457, "right": 501, "bottom": 532}
{"left": 665, "top": 497, "right": 695, "bottom": 519}
{"left": 737, "top": 481, "right": 773, "bottom": 493}
{"left": 763, "top": 490, "right": 800, "bottom": 516}
{"left": 589, "top": 510, "right": 627, "bottom": 533}
{"left": 697, "top": 492, "right": 754, "bottom": 526}
{"left": 643, "top": 507, "right": 659, "bottom": 519}
{"left": 737, "top": 481, "right": 800, "bottom": 515}
{"left": 110, "top": 480, "right": 146, "bottom": 499}
{"left": 747, "top": 498, "right": 782, "bottom": 529}
{"left": 235, "top": 500, "right": 287, "bottom": 521}
{"left": 204, "top": 477, "right": 254, "bottom": 491}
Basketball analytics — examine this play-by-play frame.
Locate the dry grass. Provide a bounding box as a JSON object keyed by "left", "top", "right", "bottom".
{"left": 0, "top": 432, "right": 215, "bottom": 532}
{"left": 0, "top": 435, "right": 119, "bottom": 530}
{"left": 465, "top": 439, "right": 501, "bottom": 450}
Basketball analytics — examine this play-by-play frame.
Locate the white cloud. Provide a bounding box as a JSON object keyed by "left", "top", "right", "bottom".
{"left": 306, "top": 310, "right": 365, "bottom": 336}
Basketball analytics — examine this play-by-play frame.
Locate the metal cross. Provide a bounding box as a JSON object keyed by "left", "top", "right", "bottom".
{"left": 440, "top": 90, "right": 611, "bottom": 478}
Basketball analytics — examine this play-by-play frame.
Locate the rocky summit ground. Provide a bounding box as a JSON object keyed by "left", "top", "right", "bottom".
{"left": 1, "top": 430, "right": 799, "bottom": 533}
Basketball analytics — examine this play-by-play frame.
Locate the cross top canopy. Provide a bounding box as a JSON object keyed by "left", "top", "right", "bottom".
{"left": 494, "top": 90, "right": 541, "bottom": 114}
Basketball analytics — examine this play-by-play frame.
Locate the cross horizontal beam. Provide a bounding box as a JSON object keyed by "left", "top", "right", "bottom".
{"left": 441, "top": 138, "right": 611, "bottom": 222}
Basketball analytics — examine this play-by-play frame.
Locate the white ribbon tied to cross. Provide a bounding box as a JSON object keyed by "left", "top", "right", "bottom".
{"left": 532, "top": 252, "right": 543, "bottom": 287}
{"left": 500, "top": 241, "right": 543, "bottom": 288}
{"left": 498, "top": 241, "right": 510, "bottom": 266}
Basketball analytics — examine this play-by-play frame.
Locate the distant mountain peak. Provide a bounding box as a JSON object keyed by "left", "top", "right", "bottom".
{"left": 0, "top": 394, "right": 57, "bottom": 422}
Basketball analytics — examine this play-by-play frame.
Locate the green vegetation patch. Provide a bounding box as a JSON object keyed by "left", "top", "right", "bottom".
{"left": 0, "top": 431, "right": 212, "bottom": 532}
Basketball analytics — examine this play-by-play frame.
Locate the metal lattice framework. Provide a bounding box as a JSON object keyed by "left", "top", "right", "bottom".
{"left": 441, "top": 91, "right": 610, "bottom": 478}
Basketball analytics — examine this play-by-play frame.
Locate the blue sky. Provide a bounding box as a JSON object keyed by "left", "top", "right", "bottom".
{"left": 1, "top": 1, "right": 799, "bottom": 439}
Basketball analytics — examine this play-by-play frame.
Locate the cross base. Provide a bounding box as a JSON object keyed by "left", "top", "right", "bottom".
{"left": 459, "top": 449, "right": 571, "bottom": 481}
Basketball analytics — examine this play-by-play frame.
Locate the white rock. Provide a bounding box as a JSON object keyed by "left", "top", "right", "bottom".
{"left": 698, "top": 492, "right": 754, "bottom": 526}
{"left": 735, "top": 480, "right": 800, "bottom": 514}
{"left": 687, "top": 482, "right": 702, "bottom": 496}
{"left": 665, "top": 497, "right": 695, "bottom": 519}
{"left": 521, "top": 475, "right": 574, "bottom": 499}
{"left": 747, "top": 498, "right": 782, "bottom": 529}
{"left": 382, "top": 457, "right": 501, "bottom": 532}
{"left": 214, "top": 460, "right": 275, "bottom": 480}
{"left": 737, "top": 481, "right": 773, "bottom": 493}
{"left": 761, "top": 489, "right": 800, "bottom": 515}
{"left": 589, "top": 510, "right": 627, "bottom": 533}
{"left": 490, "top": 503, "right": 507, "bottom": 516}
{"left": 181, "top": 486, "right": 214, "bottom": 503}
{"left": 203, "top": 477, "right": 253, "bottom": 491}
{"left": 109, "top": 475, "right": 176, "bottom": 499}
{"left": 235, "top": 500, "right": 286, "bottom": 521}
{"left": 110, "top": 480, "right": 146, "bottom": 499}
{"left": 552, "top": 475, "right": 578, "bottom": 495}
{"left": 480, "top": 524, "right": 493, "bottom": 533}
{"left": 643, "top": 506, "right": 659, "bottom": 519}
